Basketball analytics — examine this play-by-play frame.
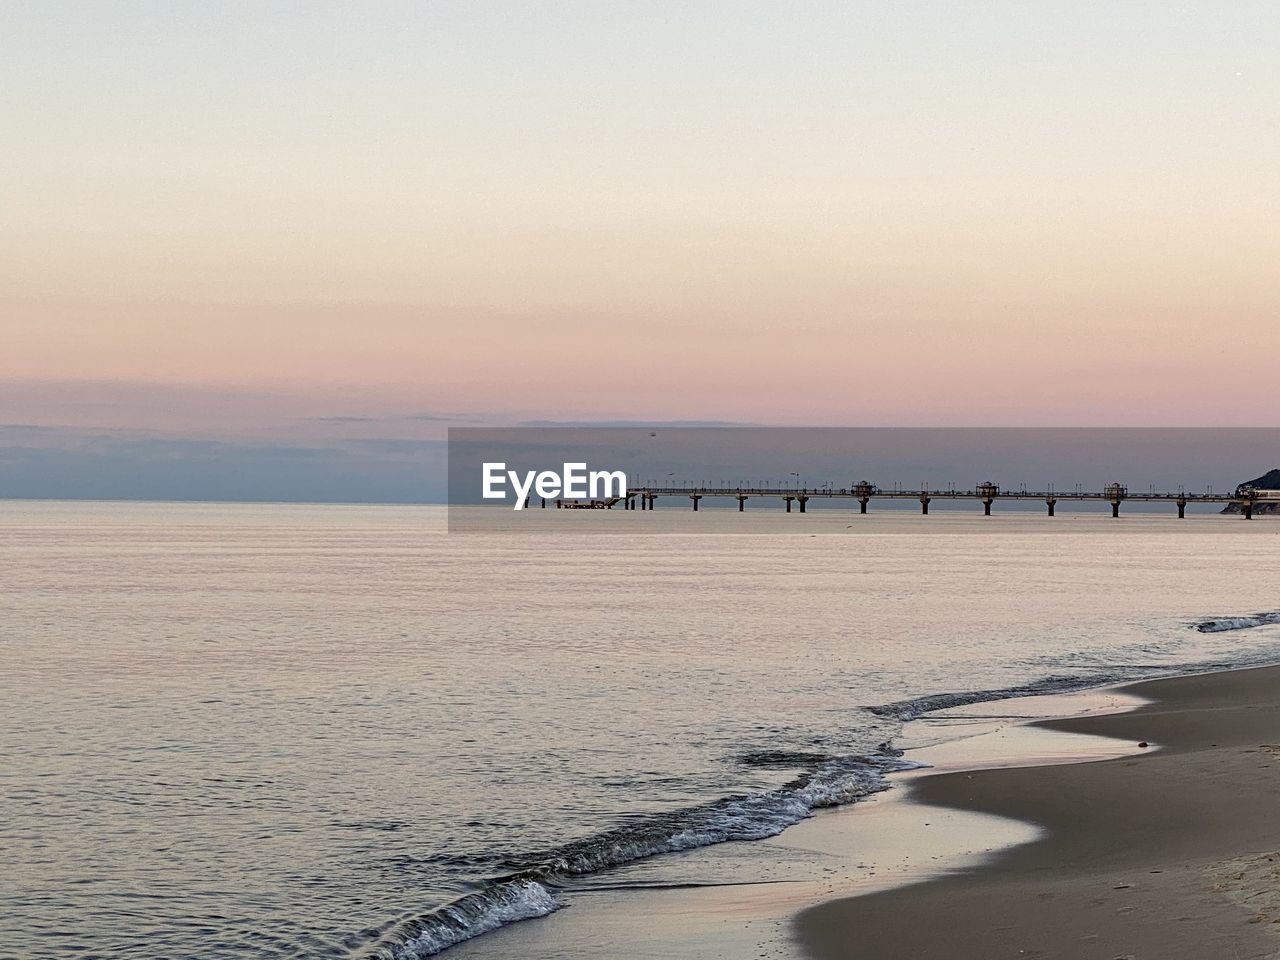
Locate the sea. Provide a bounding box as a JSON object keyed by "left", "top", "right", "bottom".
{"left": 4, "top": 500, "right": 1280, "bottom": 959}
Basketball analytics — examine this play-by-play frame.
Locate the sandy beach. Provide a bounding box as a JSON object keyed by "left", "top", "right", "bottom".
{"left": 798, "top": 664, "right": 1280, "bottom": 960}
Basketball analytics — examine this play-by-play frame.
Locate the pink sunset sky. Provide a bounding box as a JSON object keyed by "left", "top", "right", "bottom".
{"left": 4, "top": 1, "right": 1279, "bottom": 444}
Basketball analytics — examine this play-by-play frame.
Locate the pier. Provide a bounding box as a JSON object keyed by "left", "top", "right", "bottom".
{"left": 589, "top": 482, "right": 1275, "bottom": 518}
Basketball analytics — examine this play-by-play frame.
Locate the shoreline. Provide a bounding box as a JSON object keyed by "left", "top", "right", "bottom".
{"left": 796, "top": 664, "right": 1280, "bottom": 960}
{"left": 442, "top": 678, "right": 1156, "bottom": 960}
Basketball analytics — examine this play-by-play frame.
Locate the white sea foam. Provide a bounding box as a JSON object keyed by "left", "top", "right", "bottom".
{"left": 385, "top": 880, "right": 560, "bottom": 959}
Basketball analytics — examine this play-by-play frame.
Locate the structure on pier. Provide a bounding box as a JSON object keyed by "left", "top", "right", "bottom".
{"left": 554, "top": 497, "right": 622, "bottom": 509}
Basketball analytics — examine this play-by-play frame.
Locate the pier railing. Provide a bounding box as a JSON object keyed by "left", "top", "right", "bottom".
{"left": 549, "top": 483, "right": 1267, "bottom": 519}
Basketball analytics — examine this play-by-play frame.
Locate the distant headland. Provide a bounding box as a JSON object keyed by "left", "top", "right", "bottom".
{"left": 1224, "top": 469, "right": 1280, "bottom": 515}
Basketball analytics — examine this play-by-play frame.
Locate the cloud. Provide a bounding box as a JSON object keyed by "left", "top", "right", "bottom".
{"left": 303, "top": 413, "right": 483, "bottom": 425}
{"left": 342, "top": 438, "right": 449, "bottom": 453}
{"left": 515, "top": 419, "right": 761, "bottom": 428}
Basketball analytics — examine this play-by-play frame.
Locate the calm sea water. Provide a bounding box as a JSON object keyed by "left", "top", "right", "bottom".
{"left": 4, "top": 501, "right": 1280, "bottom": 959}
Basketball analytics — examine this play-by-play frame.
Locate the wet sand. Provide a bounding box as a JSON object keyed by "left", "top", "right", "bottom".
{"left": 798, "top": 664, "right": 1280, "bottom": 960}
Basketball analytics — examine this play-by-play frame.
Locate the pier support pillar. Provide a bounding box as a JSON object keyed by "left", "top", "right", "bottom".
{"left": 859, "top": 498, "right": 869, "bottom": 514}
{"left": 784, "top": 496, "right": 794, "bottom": 513}
{"left": 982, "top": 498, "right": 993, "bottom": 516}
{"left": 920, "top": 497, "right": 931, "bottom": 515}
{"left": 1111, "top": 501, "right": 1121, "bottom": 518}
{"left": 736, "top": 496, "right": 747, "bottom": 512}
{"left": 1046, "top": 498, "right": 1056, "bottom": 517}
{"left": 541, "top": 497, "right": 546, "bottom": 509}
{"left": 1244, "top": 500, "right": 1254, "bottom": 520}
{"left": 690, "top": 495, "right": 701, "bottom": 512}
{"left": 798, "top": 496, "right": 808, "bottom": 514}
{"left": 1177, "top": 499, "right": 1186, "bottom": 519}
{"left": 648, "top": 495, "right": 656, "bottom": 511}
{"left": 556, "top": 499, "right": 562, "bottom": 509}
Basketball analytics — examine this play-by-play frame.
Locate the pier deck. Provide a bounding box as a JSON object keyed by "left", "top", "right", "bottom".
{"left": 581, "top": 482, "right": 1271, "bottom": 518}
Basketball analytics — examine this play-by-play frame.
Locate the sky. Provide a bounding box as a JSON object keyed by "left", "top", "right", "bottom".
{"left": 2, "top": 2, "right": 1278, "bottom": 499}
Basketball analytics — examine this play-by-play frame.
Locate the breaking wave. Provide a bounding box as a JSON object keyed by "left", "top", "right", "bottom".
{"left": 376, "top": 880, "right": 560, "bottom": 959}
{"left": 372, "top": 619, "right": 1280, "bottom": 958}
{"left": 1194, "top": 611, "right": 1280, "bottom": 633}
{"left": 369, "top": 749, "right": 918, "bottom": 958}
